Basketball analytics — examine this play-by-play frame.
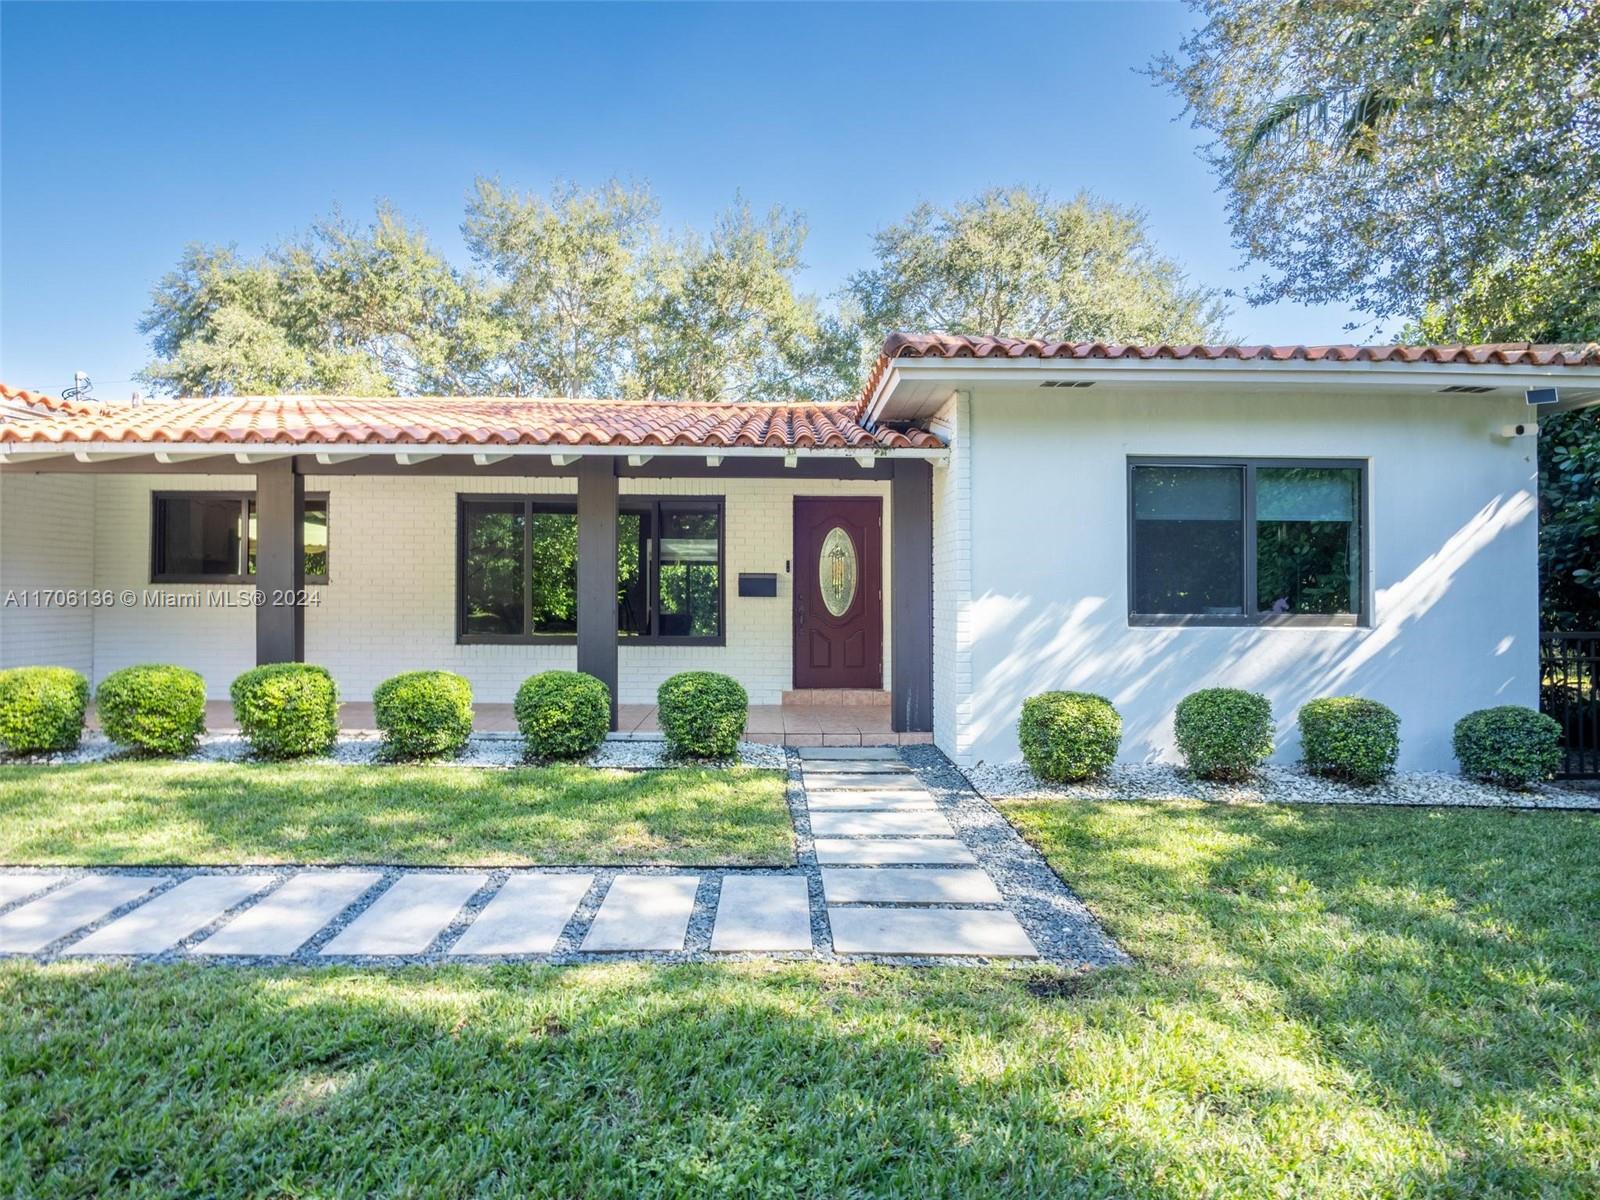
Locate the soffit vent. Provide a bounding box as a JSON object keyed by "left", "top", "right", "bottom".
{"left": 1439, "top": 384, "right": 1496, "bottom": 394}
{"left": 1039, "top": 380, "right": 1095, "bottom": 388}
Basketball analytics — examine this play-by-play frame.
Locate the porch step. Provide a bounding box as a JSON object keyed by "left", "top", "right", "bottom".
{"left": 794, "top": 746, "right": 902, "bottom": 760}
{"left": 780, "top": 689, "right": 890, "bottom": 707}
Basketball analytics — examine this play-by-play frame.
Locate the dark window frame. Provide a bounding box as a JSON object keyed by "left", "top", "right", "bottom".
{"left": 150, "top": 490, "right": 330, "bottom": 585}
{"left": 455, "top": 493, "right": 726, "bottom": 647}
{"left": 1127, "top": 456, "right": 1369, "bottom": 628}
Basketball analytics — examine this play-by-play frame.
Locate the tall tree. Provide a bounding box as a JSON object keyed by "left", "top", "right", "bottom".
{"left": 1153, "top": 0, "right": 1599, "bottom": 321}
{"left": 630, "top": 202, "right": 855, "bottom": 403}
{"left": 1410, "top": 239, "right": 1600, "bottom": 629}
{"left": 847, "top": 187, "right": 1229, "bottom": 353}
{"left": 139, "top": 208, "right": 492, "bottom": 397}
{"left": 462, "top": 179, "right": 657, "bottom": 398}
{"left": 141, "top": 180, "right": 854, "bottom": 403}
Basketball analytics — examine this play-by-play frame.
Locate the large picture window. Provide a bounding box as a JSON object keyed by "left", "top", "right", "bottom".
{"left": 1129, "top": 459, "right": 1365, "bottom": 626}
{"left": 457, "top": 495, "right": 723, "bottom": 644}
{"left": 152, "top": 492, "right": 329, "bottom": 583}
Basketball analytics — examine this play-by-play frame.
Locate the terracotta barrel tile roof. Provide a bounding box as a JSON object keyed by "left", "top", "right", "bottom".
{"left": 0, "top": 382, "right": 99, "bottom": 420}
{"left": 859, "top": 332, "right": 1600, "bottom": 412}
{"left": 0, "top": 392, "right": 943, "bottom": 451}
{"left": 876, "top": 332, "right": 1600, "bottom": 366}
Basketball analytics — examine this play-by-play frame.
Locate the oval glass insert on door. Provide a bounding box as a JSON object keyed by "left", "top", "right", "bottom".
{"left": 818, "top": 526, "right": 858, "bottom": 617}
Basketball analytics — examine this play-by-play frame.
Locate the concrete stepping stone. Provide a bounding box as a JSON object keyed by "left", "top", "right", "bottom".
{"left": 829, "top": 907, "right": 1038, "bottom": 957}
{"left": 710, "top": 875, "right": 813, "bottom": 952}
{"left": 0, "top": 874, "right": 65, "bottom": 909}
{"left": 805, "top": 791, "right": 937, "bottom": 811}
{"left": 582, "top": 875, "right": 700, "bottom": 951}
{"left": 447, "top": 874, "right": 593, "bottom": 955}
{"left": 821, "top": 868, "right": 1004, "bottom": 906}
{"left": 194, "top": 871, "right": 382, "bottom": 956}
{"left": 804, "top": 773, "right": 923, "bottom": 790}
{"left": 0, "top": 874, "right": 171, "bottom": 953}
{"left": 813, "top": 838, "right": 977, "bottom": 866}
{"left": 67, "top": 874, "right": 274, "bottom": 955}
{"left": 796, "top": 746, "right": 900, "bottom": 760}
{"left": 321, "top": 872, "right": 487, "bottom": 956}
{"left": 809, "top": 810, "right": 956, "bottom": 837}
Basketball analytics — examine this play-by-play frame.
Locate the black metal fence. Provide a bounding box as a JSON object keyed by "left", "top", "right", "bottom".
{"left": 1541, "top": 633, "right": 1600, "bottom": 779}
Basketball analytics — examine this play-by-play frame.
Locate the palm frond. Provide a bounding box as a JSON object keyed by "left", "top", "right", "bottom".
{"left": 1339, "top": 88, "right": 1400, "bottom": 163}
{"left": 1240, "top": 92, "right": 1326, "bottom": 161}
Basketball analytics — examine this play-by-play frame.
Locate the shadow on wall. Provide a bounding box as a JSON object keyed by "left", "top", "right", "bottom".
{"left": 969, "top": 493, "right": 1537, "bottom": 770}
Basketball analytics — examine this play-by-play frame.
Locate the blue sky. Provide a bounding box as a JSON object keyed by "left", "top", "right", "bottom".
{"left": 0, "top": 1, "right": 1367, "bottom": 399}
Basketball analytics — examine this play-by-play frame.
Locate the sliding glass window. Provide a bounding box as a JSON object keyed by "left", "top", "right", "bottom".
{"left": 1128, "top": 459, "right": 1365, "bottom": 626}
{"left": 152, "top": 492, "right": 330, "bottom": 583}
{"left": 457, "top": 496, "right": 723, "bottom": 644}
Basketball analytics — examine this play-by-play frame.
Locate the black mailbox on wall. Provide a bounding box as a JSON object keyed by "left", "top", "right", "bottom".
{"left": 738, "top": 573, "right": 778, "bottom": 598}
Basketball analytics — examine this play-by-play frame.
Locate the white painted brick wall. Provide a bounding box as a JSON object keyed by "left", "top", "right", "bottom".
{"left": 929, "top": 394, "right": 974, "bottom": 763}
{"left": 91, "top": 475, "right": 258, "bottom": 688}
{"left": 617, "top": 475, "right": 892, "bottom": 703}
{"left": 0, "top": 473, "right": 97, "bottom": 674}
{"left": 63, "top": 471, "right": 891, "bottom": 704}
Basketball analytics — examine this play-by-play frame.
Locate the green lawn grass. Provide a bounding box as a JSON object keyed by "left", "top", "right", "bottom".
{"left": 0, "top": 762, "right": 791, "bottom": 866}
{"left": 3, "top": 800, "right": 1596, "bottom": 1197}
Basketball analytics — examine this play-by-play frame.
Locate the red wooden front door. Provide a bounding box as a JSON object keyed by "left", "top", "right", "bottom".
{"left": 793, "top": 497, "right": 882, "bottom": 690}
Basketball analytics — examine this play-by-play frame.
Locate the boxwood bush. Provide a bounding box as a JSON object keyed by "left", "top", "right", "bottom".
{"left": 95, "top": 664, "right": 207, "bottom": 755}
{"left": 230, "top": 663, "right": 339, "bottom": 759}
{"left": 0, "top": 666, "right": 89, "bottom": 755}
{"left": 515, "top": 670, "right": 610, "bottom": 760}
{"left": 657, "top": 671, "right": 748, "bottom": 758}
{"left": 1018, "top": 691, "right": 1121, "bottom": 782}
{"left": 372, "top": 670, "right": 474, "bottom": 760}
{"left": 1453, "top": 705, "right": 1563, "bottom": 790}
{"left": 1174, "top": 687, "right": 1274, "bottom": 782}
{"left": 1299, "top": 697, "right": 1401, "bottom": 786}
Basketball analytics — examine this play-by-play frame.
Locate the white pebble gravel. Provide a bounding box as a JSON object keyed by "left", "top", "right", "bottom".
{"left": 3, "top": 732, "right": 785, "bottom": 772}
{"left": 965, "top": 760, "right": 1597, "bottom": 810}
{"left": 589, "top": 738, "right": 786, "bottom": 771}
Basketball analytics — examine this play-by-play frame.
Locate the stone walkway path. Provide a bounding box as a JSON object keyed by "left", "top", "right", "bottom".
{"left": 0, "top": 748, "right": 1124, "bottom": 967}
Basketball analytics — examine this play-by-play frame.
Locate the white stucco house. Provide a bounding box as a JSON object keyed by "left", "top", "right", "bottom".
{"left": 3, "top": 333, "right": 1598, "bottom": 769}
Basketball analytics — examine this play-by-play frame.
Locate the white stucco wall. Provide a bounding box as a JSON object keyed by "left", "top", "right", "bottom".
{"left": 954, "top": 384, "right": 1541, "bottom": 771}
{"left": 929, "top": 392, "right": 974, "bottom": 759}
{"left": 1, "top": 470, "right": 891, "bottom": 706}
{"left": 0, "top": 472, "right": 98, "bottom": 674}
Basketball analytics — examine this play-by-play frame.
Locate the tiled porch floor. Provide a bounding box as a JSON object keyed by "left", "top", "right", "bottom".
{"left": 89, "top": 701, "right": 932, "bottom": 748}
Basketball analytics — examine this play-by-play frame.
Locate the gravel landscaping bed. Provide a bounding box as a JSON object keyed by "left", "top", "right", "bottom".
{"left": 900, "top": 745, "right": 1129, "bottom": 968}
{"left": 1, "top": 733, "right": 786, "bottom": 772}
{"left": 965, "top": 760, "right": 1598, "bottom": 810}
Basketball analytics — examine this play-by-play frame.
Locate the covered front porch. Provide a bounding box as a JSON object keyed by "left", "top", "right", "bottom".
{"left": 1, "top": 404, "right": 945, "bottom": 738}
{"left": 81, "top": 695, "right": 932, "bottom": 747}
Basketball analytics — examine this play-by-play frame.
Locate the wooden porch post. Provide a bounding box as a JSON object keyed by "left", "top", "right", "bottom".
{"left": 577, "top": 456, "right": 620, "bottom": 730}
{"left": 891, "top": 458, "right": 934, "bottom": 732}
{"left": 254, "top": 457, "right": 305, "bottom": 664}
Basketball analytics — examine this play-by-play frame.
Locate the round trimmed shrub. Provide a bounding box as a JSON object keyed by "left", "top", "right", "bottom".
{"left": 1453, "top": 706, "right": 1563, "bottom": 790}
{"left": 95, "top": 664, "right": 207, "bottom": 756}
{"left": 372, "top": 670, "right": 474, "bottom": 760}
{"left": 230, "top": 663, "right": 339, "bottom": 759}
{"left": 515, "top": 670, "right": 610, "bottom": 760}
{"left": 0, "top": 666, "right": 89, "bottom": 755}
{"left": 657, "top": 671, "right": 748, "bottom": 758}
{"left": 1174, "top": 687, "right": 1274, "bottom": 782}
{"left": 1299, "top": 697, "right": 1401, "bottom": 786}
{"left": 1018, "top": 691, "right": 1121, "bottom": 782}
